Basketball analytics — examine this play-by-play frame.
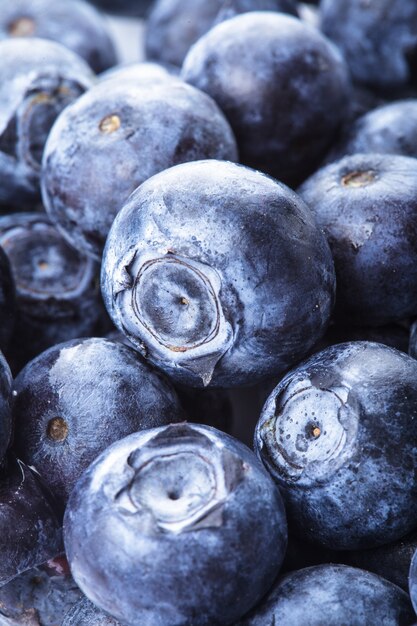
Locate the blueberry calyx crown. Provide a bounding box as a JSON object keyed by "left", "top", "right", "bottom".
{"left": 258, "top": 377, "right": 358, "bottom": 486}
{"left": 113, "top": 251, "right": 233, "bottom": 386}
{"left": 114, "top": 423, "right": 245, "bottom": 533}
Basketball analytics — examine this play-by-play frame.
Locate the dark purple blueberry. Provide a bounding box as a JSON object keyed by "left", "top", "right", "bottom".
{"left": 0, "top": 213, "right": 102, "bottom": 374}
{"left": 0, "top": 38, "right": 93, "bottom": 210}
{"left": 101, "top": 160, "right": 335, "bottom": 388}
{"left": 145, "top": 0, "right": 298, "bottom": 68}
{"left": 182, "top": 12, "right": 350, "bottom": 186}
{"left": 0, "top": 0, "right": 118, "bottom": 74}
{"left": 12, "top": 337, "right": 185, "bottom": 506}
{"left": 320, "top": 0, "right": 417, "bottom": 91}
{"left": 63, "top": 597, "right": 122, "bottom": 625}
{"left": 327, "top": 100, "right": 417, "bottom": 163}
{"left": 0, "top": 456, "right": 63, "bottom": 586}
{"left": 64, "top": 423, "right": 287, "bottom": 625}
{"left": 0, "top": 564, "right": 83, "bottom": 625}
{"left": 238, "top": 565, "right": 414, "bottom": 625}
{"left": 299, "top": 153, "right": 417, "bottom": 325}
{"left": 255, "top": 342, "right": 417, "bottom": 550}
{"left": 0, "top": 245, "right": 16, "bottom": 354}
{"left": 41, "top": 79, "right": 238, "bottom": 259}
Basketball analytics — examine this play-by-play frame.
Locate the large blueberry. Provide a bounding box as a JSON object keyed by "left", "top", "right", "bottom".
{"left": 145, "top": 0, "right": 298, "bottom": 68}
{"left": 41, "top": 79, "right": 238, "bottom": 259}
{"left": 182, "top": 12, "right": 350, "bottom": 186}
{"left": 255, "top": 341, "right": 417, "bottom": 550}
{"left": 237, "top": 565, "right": 414, "bottom": 625}
{"left": 320, "top": 0, "right": 417, "bottom": 91}
{"left": 299, "top": 153, "right": 417, "bottom": 325}
{"left": 12, "top": 337, "right": 185, "bottom": 505}
{"left": 0, "top": 213, "right": 102, "bottom": 374}
{"left": 64, "top": 423, "right": 287, "bottom": 625}
{"left": 0, "top": 38, "right": 93, "bottom": 209}
{"left": 0, "top": 0, "right": 118, "bottom": 73}
{"left": 327, "top": 100, "right": 417, "bottom": 163}
{"left": 0, "top": 455, "right": 63, "bottom": 586}
{"left": 101, "top": 160, "right": 335, "bottom": 387}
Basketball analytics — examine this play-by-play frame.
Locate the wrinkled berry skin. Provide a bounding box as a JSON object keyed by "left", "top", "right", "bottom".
{"left": 101, "top": 160, "right": 335, "bottom": 388}
{"left": 42, "top": 79, "right": 238, "bottom": 260}
{"left": 64, "top": 423, "right": 287, "bottom": 626}
{"left": 0, "top": 38, "right": 93, "bottom": 210}
{"left": 0, "top": 0, "right": 117, "bottom": 74}
{"left": 63, "top": 598, "right": 121, "bottom": 625}
{"left": 320, "top": 0, "right": 417, "bottom": 91}
{"left": 299, "top": 153, "right": 417, "bottom": 326}
{"left": 0, "top": 245, "right": 16, "bottom": 354}
{"left": 327, "top": 101, "right": 417, "bottom": 164}
{"left": 255, "top": 342, "right": 417, "bottom": 550}
{"left": 0, "top": 213, "right": 102, "bottom": 374}
{"left": 0, "top": 456, "right": 63, "bottom": 586}
{"left": 238, "top": 565, "right": 414, "bottom": 625}
{"left": 146, "top": 0, "right": 298, "bottom": 68}
{"left": 12, "top": 337, "right": 185, "bottom": 506}
{"left": 0, "top": 351, "right": 12, "bottom": 466}
{"left": 182, "top": 13, "right": 350, "bottom": 187}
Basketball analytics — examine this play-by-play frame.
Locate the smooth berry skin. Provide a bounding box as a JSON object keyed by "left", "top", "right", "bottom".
{"left": 238, "top": 565, "right": 414, "bottom": 625}
{"left": 12, "top": 337, "right": 185, "bottom": 506}
{"left": 0, "top": 0, "right": 118, "bottom": 74}
{"left": 145, "top": 0, "right": 298, "bottom": 68}
{"left": 42, "top": 79, "right": 238, "bottom": 260}
{"left": 327, "top": 101, "right": 417, "bottom": 163}
{"left": 299, "top": 153, "right": 417, "bottom": 326}
{"left": 255, "top": 341, "right": 417, "bottom": 550}
{"left": 63, "top": 598, "right": 122, "bottom": 625}
{"left": 0, "top": 213, "right": 102, "bottom": 374}
{"left": 0, "top": 38, "right": 93, "bottom": 210}
{"left": 182, "top": 12, "right": 350, "bottom": 187}
{"left": 64, "top": 423, "right": 287, "bottom": 626}
{"left": 320, "top": 0, "right": 417, "bottom": 91}
{"left": 0, "top": 456, "right": 63, "bottom": 586}
{"left": 101, "top": 159, "right": 335, "bottom": 388}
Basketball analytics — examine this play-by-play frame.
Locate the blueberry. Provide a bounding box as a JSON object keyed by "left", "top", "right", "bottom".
{"left": 315, "top": 323, "right": 410, "bottom": 355}
{"left": 327, "top": 100, "right": 417, "bottom": 163}
{"left": 409, "top": 548, "right": 417, "bottom": 615}
{"left": 182, "top": 12, "right": 350, "bottom": 186}
{"left": 320, "top": 0, "right": 417, "bottom": 91}
{"left": 409, "top": 320, "right": 417, "bottom": 359}
{"left": 41, "top": 79, "right": 238, "bottom": 259}
{"left": 0, "top": 38, "right": 93, "bottom": 210}
{"left": 63, "top": 597, "right": 122, "bottom": 625}
{"left": 145, "top": 0, "right": 298, "bottom": 68}
{"left": 255, "top": 341, "right": 417, "bottom": 550}
{"left": 64, "top": 423, "right": 287, "bottom": 625}
{"left": 0, "top": 0, "right": 118, "bottom": 73}
{"left": 299, "top": 153, "right": 417, "bottom": 325}
{"left": 0, "top": 213, "right": 103, "bottom": 374}
{"left": 101, "top": 159, "right": 335, "bottom": 387}
{"left": 237, "top": 564, "right": 414, "bottom": 625}
{"left": 0, "top": 456, "right": 63, "bottom": 586}
{"left": 12, "top": 337, "right": 185, "bottom": 505}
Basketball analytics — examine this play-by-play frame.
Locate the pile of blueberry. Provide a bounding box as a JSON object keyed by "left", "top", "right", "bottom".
{"left": 2, "top": 0, "right": 417, "bottom": 624}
